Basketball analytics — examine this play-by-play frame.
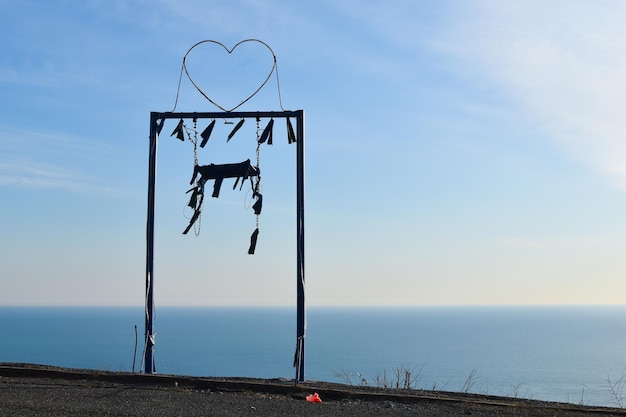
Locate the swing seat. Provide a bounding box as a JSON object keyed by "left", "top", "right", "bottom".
{"left": 183, "top": 159, "right": 261, "bottom": 238}
{"left": 190, "top": 159, "right": 260, "bottom": 198}
{"left": 190, "top": 159, "right": 259, "bottom": 184}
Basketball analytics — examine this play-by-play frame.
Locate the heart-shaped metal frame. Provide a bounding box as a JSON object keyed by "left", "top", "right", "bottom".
{"left": 182, "top": 39, "right": 277, "bottom": 112}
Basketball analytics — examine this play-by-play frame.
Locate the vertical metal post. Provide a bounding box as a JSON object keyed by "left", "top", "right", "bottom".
{"left": 144, "top": 112, "right": 159, "bottom": 373}
{"left": 295, "top": 110, "right": 306, "bottom": 382}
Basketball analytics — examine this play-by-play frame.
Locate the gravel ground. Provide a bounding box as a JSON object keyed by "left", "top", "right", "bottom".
{"left": 1, "top": 364, "right": 626, "bottom": 417}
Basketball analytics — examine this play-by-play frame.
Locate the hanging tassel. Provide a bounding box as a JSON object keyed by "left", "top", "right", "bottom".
{"left": 258, "top": 119, "right": 274, "bottom": 144}
{"left": 155, "top": 118, "right": 165, "bottom": 135}
{"left": 171, "top": 119, "right": 185, "bottom": 141}
{"left": 252, "top": 192, "right": 263, "bottom": 215}
{"left": 186, "top": 187, "right": 199, "bottom": 208}
{"left": 212, "top": 177, "right": 224, "bottom": 198}
{"left": 183, "top": 210, "right": 201, "bottom": 235}
{"left": 227, "top": 119, "right": 245, "bottom": 142}
{"left": 286, "top": 118, "right": 296, "bottom": 144}
{"left": 200, "top": 120, "right": 216, "bottom": 148}
{"left": 248, "top": 228, "right": 259, "bottom": 254}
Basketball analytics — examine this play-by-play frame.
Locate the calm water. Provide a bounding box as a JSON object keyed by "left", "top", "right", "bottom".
{"left": 1, "top": 305, "right": 625, "bottom": 407}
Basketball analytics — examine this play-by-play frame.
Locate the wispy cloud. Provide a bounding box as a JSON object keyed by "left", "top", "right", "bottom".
{"left": 433, "top": 1, "right": 626, "bottom": 188}
{"left": 0, "top": 158, "right": 101, "bottom": 191}
{"left": 0, "top": 126, "right": 119, "bottom": 193}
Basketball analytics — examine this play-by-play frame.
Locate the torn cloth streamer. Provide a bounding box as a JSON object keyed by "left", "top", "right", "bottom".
{"left": 248, "top": 228, "right": 259, "bottom": 254}
{"left": 189, "top": 159, "right": 259, "bottom": 185}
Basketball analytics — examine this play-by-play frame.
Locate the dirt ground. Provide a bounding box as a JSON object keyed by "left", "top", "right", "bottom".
{"left": 1, "top": 364, "right": 625, "bottom": 417}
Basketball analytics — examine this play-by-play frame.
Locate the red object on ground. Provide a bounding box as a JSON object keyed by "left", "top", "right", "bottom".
{"left": 306, "top": 393, "right": 322, "bottom": 403}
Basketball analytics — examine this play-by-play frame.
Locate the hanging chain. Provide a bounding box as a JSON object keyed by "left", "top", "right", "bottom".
{"left": 255, "top": 117, "right": 261, "bottom": 170}
{"left": 192, "top": 118, "right": 199, "bottom": 166}
{"left": 255, "top": 117, "right": 262, "bottom": 229}
{"left": 192, "top": 118, "right": 202, "bottom": 235}
{"left": 182, "top": 118, "right": 200, "bottom": 166}
{"left": 183, "top": 118, "right": 202, "bottom": 236}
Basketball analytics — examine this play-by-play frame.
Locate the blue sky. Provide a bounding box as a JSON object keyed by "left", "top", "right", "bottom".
{"left": 2, "top": 0, "right": 626, "bottom": 306}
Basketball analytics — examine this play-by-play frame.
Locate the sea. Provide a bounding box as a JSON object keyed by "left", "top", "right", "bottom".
{"left": 1, "top": 305, "right": 625, "bottom": 407}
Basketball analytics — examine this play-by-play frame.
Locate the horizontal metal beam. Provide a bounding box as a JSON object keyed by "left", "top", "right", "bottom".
{"left": 152, "top": 110, "right": 303, "bottom": 120}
